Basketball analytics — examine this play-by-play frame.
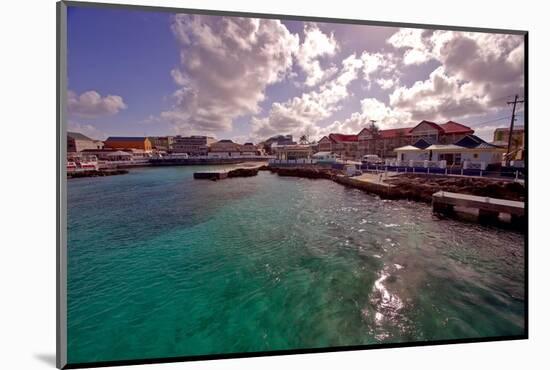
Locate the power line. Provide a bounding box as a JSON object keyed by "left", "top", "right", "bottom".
{"left": 472, "top": 115, "right": 512, "bottom": 126}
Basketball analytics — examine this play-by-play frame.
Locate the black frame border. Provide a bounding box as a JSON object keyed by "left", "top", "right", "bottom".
{"left": 57, "top": 1, "right": 529, "bottom": 368}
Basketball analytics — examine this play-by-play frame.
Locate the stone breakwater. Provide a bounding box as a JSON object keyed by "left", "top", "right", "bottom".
{"left": 227, "top": 167, "right": 260, "bottom": 178}
{"left": 386, "top": 174, "right": 525, "bottom": 203}
{"left": 194, "top": 166, "right": 262, "bottom": 181}
{"left": 263, "top": 166, "right": 525, "bottom": 204}
{"left": 67, "top": 169, "right": 129, "bottom": 179}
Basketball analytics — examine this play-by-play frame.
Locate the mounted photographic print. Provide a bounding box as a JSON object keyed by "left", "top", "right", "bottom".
{"left": 57, "top": 1, "right": 527, "bottom": 368}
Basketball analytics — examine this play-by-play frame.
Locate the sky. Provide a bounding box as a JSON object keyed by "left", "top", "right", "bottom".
{"left": 66, "top": 6, "right": 525, "bottom": 143}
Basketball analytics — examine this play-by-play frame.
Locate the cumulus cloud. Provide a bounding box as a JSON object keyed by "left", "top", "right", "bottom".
{"left": 387, "top": 28, "right": 434, "bottom": 65}
{"left": 251, "top": 53, "right": 364, "bottom": 140}
{"left": 323, "top": 98, "right": 411, "bottom": 135}
{"left": 359, "top": 51, "right": 400, "bottom": 91}
{"left": 161, "top": 14, "right": 299, "bottom": 134}
{"left": 376, "top": 78, "right": 396, "bottom": 90}
{"left": 68, "top": 90, "right": 127, "bottom": 118}
{"left": 295, "top": 23, "right": 339, "bottom": 87}
{"left": 154, "top": 19, "right": 523, "bottom": 142}
{"left": 389, "top": 66, "right": 487, "bottom": 122}
{"left": 437, "top": 32, "right": 524, "bottom": 105}
{"left": 380, "top": 30, "right": 524, "bottom": 123}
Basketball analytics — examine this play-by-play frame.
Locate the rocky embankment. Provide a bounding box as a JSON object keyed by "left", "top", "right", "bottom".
{"left": 386, "top": 174, "right": 525, "bottom": 203}
{"left": 264, "top": 166, "right": 339, "bottom": 180}
{"left": 264, "top": 166, "right": 525, "bottom": 204}
{"left": 227, "top": 167, "right": 260, "bottom": 177}
{"left": 67, "top": 169, "right": 129, "bottom": 179}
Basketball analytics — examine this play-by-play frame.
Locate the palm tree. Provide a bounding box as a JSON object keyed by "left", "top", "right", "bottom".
{"left": 299, "top": 134, "right": 309, "bottom": 145}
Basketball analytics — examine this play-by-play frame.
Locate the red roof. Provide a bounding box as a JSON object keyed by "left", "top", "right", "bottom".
{"left": 328, "top": 120, "right": 473, "bottom": 142}
{"left": 409, "top": 120, "right": 445, "bottom": 134}
{"left": 440, "top": 121, "right": 474, "bottom": 134}
{"left": 328, "top": 133, "right": 358, "bottom": 142}
{"left": 379, "top": 127, "right": 412, "bottom": 139}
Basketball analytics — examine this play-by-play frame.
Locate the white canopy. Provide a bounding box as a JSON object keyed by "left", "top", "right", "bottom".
{"left": 106, "top": 150, "right": 132, "bottom": 157}
{"left": 394, "top": 145, "right": 422, "bottom": 152}
{"left": 425, "top": 144, "right": 466, "bottom": 152}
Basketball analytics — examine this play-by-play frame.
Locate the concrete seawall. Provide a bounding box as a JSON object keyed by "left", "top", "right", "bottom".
{"left": 265, "top": 165, "right": 525, "bottom": 203}
{"left": 151, "top": 158, "right": 268, "bottom": 166}
{"left": 333, "top": 175, "right": 399, "bottom": 199}
{"left": 194, "top": 163, "right": 266, "bottom": 180}
{"left": 67, "top": 169, "right": 129, "bottom": 179}
{"left": 266, "top": 166, "right": 402, "bottom": 200}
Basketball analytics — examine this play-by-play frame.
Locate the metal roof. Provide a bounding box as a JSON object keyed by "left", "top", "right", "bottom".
{"left": 68, "top": 132, "right": 94, "bottom": 141}
{"left": 106, "top": 136, "right": 147, "bottom": 141}
{"left": 394, "top": 145, "right": 422, "bottom": 151}
{"left": 454, "top": 134, "right": 502, "bottom": 149}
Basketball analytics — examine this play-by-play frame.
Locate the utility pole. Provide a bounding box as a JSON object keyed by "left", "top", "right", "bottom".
{"left": 505, "top": 94, "right": 524, "bottom": 166}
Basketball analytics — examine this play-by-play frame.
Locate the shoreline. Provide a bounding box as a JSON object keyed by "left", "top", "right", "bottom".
{"left": 263, "top": 166, "right": 525, "bottom": 231}
{"left": 68, "top": 164, "right": 525, "bottom": 231}
{"left": 264, "top": 166, "right": 524, "bottom": 203}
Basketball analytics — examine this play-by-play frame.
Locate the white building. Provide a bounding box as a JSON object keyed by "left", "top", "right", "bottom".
{"left": 394, "top": 135, "right": 505, "bottom": 169}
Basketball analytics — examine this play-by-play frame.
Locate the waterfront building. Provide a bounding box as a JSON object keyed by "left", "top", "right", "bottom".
{"left": 357, "top": 127, "right": 409, "bottom": 158}
{"left": 493, "top": 126, "right": 525, "bottom": 160}
{"left": 104, "top": 137, "right": 152, "bottom": 152}
{"left": 328, "top": 134, "right": 359, "bottom": 159}
{"left": 148, "top": 136, "right": 174, "bottom": 151}
{"left": 124, "top": 148, "right": 151, "bottom": 159}
{"left": 407, "top": 120, "right": 474, "bottom": 144}
{"left": 316, "top": 134, "right": 359, "bottom": 159}
{"left": 67, "top": 132, "right": 104, "bottom": 152}
{"left": 320, "top": 120, "right": 475, "bottom": 159}
{"left": 172, "top": 135, "right": 216, "bottom": 156}
{"left": 208, "top": 139, "right": 242, "bottom": 158}
{"left": 394, "top": 135, "right": 505, "bottom": 168}
{"left": 105, "top": 150, "right": 133, "bottom": 161}
{"left": 259, "top": 134, "right": 296, "bottom": 154}
{"left": 272, "top": 144, "right": 313, "bottom": 160}
{"left": 80, "top": 148, "right": 143, "bottom": 161}
{"left": 241, "top": 142, "right": 260, "bottom": 157}
{"left": 358, "top": 120, "right": 474, "bottom": 158}
{"left": 317, "top": 136, "right": 333, "bottom": 153}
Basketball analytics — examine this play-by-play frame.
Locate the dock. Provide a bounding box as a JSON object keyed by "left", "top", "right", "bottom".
{"left": 432, "top": 191, "right": 525, "bottom": 225}
{"left": 193, "top": 162, "right": 267, "bottom": 180}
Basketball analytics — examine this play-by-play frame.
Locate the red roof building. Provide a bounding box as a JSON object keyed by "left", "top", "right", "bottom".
{"left": 439, "top": 121, "right": 475, "bottom": 135}
{"left": 328, "top": 133, "right": 358, "bottom": 142}
{"left": 321, "top": 120, "right": 475, "bottom": 159}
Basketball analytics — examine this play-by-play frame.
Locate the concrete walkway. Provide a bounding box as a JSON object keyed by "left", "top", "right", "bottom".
{"left": 354, "top": 171, "right": 398, "bottom": 186}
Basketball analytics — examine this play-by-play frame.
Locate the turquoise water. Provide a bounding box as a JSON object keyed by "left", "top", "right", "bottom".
{"left": 67, "top": 166, "right": 525, "bottom": 364}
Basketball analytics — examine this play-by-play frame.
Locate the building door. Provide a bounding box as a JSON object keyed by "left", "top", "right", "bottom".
{"left": 440, "top": 153, "right": 454, "bottom": 165}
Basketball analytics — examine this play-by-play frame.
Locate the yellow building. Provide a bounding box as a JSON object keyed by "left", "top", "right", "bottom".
{"left": 493, "top": 127, "right": 525, "bottom": 160}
